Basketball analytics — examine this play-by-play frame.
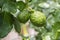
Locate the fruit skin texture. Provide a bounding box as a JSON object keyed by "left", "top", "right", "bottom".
{"left": 30, "top": 11, "right": 46, "bottom": 27}
{"left": 17, "top": 10, "right": 30, "bottom": 23}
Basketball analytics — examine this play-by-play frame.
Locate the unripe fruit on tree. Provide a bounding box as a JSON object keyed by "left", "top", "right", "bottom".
{"left": 30, "top": 11, "right": 46, "bottom": 27}
{"left": 17, "top": 10, "right": 30, "bottom": 23}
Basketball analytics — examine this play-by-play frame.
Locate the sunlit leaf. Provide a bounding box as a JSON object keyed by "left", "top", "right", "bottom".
{"left": 55, "top": 31, "right": 60, "bottom": 40}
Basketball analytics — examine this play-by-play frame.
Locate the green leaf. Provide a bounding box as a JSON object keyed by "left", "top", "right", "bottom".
{"left": 17, "top": 1, "right": 27, "bottom": 11}
{"left": 38, "top": 2, "right": 50, "bottom": 9}
{"left": 52, "top": 9, "right": 60, "bottom": 22}
{"left": 42, "top": 33, "right": 52, "bottom": 40}
{"left": 39, "top": 0, "right": 47, "bottom": 3}
{"left": 2, "top": 2, "right": 17, "bottom": 13}
{"left": 55, "top": 31, "right": 60, "bottom": 40}
{"left": 52, "top": 22, "right": 60, "bottom": 31}
{"left": 46, "top": 15, "right": 55, "bottom": 32}
{"left": 0, "top": 12, "right": 13, "bottom": 38}
{"left": 0, "top": 0, "right": 16, "bottom": 8}
{"left": 8, "top": 0, "right": 16, "bottom": 2}
{"left": 0, "top": 0, "right": 15, "bottom": 8}
{"left": 13, "top": 17, "right": 21, "bottom": 33}
{"left": 53, "top": 0, "right": 60, "bottom": 4}
{"left": 35, "top": 27, "right": 47, "bottom": 40}
{"left": 35, "top": 32, "right": 42, "bottom": 40}
{"left": 0, "top": 0, "right": 7, "bottom": 8}
{"left": 28, "top": 0, "right": 32, "bottom": 2}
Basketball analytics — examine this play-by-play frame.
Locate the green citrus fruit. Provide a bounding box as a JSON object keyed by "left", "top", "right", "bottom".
{"left": 17, "top": 10, "right": 30, "bottom": 23}
{"left": 30, "top": 11, "right": 46, "bottom": 27}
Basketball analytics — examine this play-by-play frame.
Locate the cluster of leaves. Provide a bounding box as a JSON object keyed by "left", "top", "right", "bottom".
{"left": 0, "top": 0, "right": 60, "bottom": 40}
{"left": 0, "top": 0, "right": 27, "bottom": 38}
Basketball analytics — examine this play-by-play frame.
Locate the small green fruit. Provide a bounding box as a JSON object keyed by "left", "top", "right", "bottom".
{"left": 30, "top": 11, "right": 46, "bottom": 27}
{"left": 17, "top": 10, "right": 30, "bottom": 23}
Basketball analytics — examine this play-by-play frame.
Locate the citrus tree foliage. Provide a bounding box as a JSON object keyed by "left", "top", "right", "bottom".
{"left": 0, "top": 0, "right": 60, "bottom": 40}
